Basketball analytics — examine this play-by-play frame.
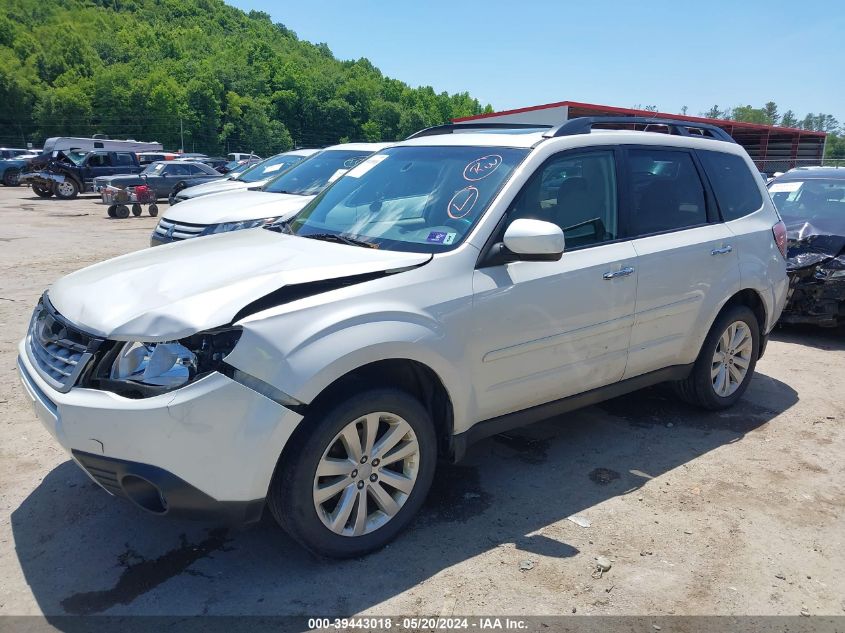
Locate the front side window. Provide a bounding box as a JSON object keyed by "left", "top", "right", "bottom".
{"left": 263, "top": 150, "right": 373, "bottom": 196}
{"left": 698, "top": 150, "right": 763, "bottom": 221}
{"left": 87, "top": 153, "right": 112, "bottom": 167}
{"left": 625, "top": 149, "right": 707, "bottom": 236}
{"left": 115, "top": 153, "right": 133, "bottom": 166}
{"left": 287, "top": 146, "right": 528, "bottom": 253}
{"left": 507, "top": 150, "right": 618, "bottom": 249}
{"left": 143, "top": 162, "right": 166, "bottom": 175}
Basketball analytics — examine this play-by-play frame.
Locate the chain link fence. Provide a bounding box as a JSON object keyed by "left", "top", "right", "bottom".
{"left": 755, "top": 158, "right": 845, "bottom": 175}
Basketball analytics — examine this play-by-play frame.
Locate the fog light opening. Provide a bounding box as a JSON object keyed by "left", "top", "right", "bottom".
{"left": 122, "top": 475, "right": 168, "bottom": 514}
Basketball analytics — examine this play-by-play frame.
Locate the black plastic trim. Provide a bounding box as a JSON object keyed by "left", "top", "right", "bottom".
{"left": 450, "top": 364, "right": 693, "bottom": 461}
{"left": 72, "top": 450, "right": 265, "bottom": 525}
{"left": 546, "top": 116, "right": 737, "bottom": 143}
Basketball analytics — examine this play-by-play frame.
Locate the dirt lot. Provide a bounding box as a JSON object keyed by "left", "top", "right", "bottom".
{"left": 0, "top": 185, "right": 843, "bottom": 619}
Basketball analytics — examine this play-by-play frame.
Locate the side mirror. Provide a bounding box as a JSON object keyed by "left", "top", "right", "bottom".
{"left": 502, "top": 218, "right": 565, "bottom": 261}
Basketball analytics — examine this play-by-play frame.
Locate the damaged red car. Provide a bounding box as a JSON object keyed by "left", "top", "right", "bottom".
{"left": 768, "top": 167, "right": 845, "bottom": 327}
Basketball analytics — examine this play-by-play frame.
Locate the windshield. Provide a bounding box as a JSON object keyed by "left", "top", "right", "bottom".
{"left": 769, "top": 178, "right": 845, "bottom": 232}
{"left": 142, "top": 162, "right": 166, "bottom": 175}
{"left": 287, "top": 145, "right": 529, "bottom": 253}
{"left": 263, "top": 150, "right": 373, "bottom": 196}
{"left": 238, "top": 154, "right": 305, "bottom": 183}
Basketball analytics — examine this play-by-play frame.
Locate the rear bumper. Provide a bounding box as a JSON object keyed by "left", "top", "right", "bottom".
{"left": 17, "top": 340, "right": 304, "bottom": 524}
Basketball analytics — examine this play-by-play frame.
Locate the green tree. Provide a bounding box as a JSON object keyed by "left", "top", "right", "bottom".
{"left": 780, "top": 110, "right": 798, "bottom": 128}
{"left": 762, "top": 101, "right": 779, "bottom": 125}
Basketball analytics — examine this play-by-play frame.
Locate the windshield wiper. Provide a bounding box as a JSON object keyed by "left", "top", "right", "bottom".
{"left": 303, "top": 233, "right": 378, "bottom": 248}
{"left": 264, "top": 220, "right": 292, "bottom": 234}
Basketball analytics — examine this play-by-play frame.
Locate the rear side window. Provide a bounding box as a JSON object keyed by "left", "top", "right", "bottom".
{"left": 698, "top": 150, "right": 763, "bottom": 221}
{"left": 625, "top": 149, "right": 707, "bottom": 236}
{"left": 115, "top": 153, "right": 133, "bottom": 166}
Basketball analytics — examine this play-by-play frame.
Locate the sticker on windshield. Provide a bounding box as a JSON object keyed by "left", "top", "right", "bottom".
{"left": 327, "top": 169, "right": 346, "bottom": 184}
{"left": 447, "top": 186, "right": 479, "bottom": 219}
{"left": 769, "top": 181, "right": 802, "bottom": 193}
{"left": 346, "top": 154, "right": 388, "bottom": 178}
{"left": 262, "top": 163, "right": 284, "bottom": 174}
{"left": 427, "top": 231, "right": 457, "bottom": 244}
{"left": 463, "top": 154, "right": 503, "bottom": 181}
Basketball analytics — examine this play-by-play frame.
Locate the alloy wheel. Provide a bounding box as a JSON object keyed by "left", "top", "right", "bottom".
{"left": 57, "top": 181, "right": 75, "bottom": 197}
{"left": 313, "top": 412, "right": 420, "bottom": 537}
{"left": 711, "top": 320, "right": 753, "bottom": 397}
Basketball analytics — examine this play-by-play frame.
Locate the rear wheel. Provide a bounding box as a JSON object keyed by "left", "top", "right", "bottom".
{"left": 131, "top": 203, "right": 142, "bottom": 217}
{"left": 32, "top": 183, "right": 53, "bottom": 198}
{"left": 54, "top": 179, "right": 79, "bottom": 200}
{"left": 148, "top": 203, "right": 159, "bottom": 217}
{"left": 107, "top": 205, "right": 117, "bottom": 218}
{"left": 115, "top": 205, "right": 130, "bottom": 219}
{"left": 674, "top": 304, "right": 759, "bottom": 410}
{"left": 3, "top": 168, "right": 21, "bottom": 186}
{"left": 268, "top": 388, "right": 436, "bottom": 558}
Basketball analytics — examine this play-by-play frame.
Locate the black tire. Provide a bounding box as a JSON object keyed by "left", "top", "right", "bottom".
{"left": 3, "top": 168, "right": 21, "bottom": 186}
{"left": 32, "top": 183, "right": 53, "bottom": 198}
{"left": 115, "top": 205, "right": 130, "bottom": 219}
{"left": 107, "top": 205, "right": 117, "bottom": 218}
{"left": 131, "top": 203, "right": 142, "bottom": 217}
{"left": 53, "top": 178, "right": 79, "bottom": 200}
{"left": 268, "top": 388, "right": 437, "bottom": 558}
{"left": 148, "top": 204, "right": 159, "bottom": 217}
{"left": 674, "top": 304, "right": 760, "bottom": 410}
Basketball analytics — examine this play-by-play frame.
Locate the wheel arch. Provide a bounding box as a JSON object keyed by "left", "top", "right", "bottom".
{"left": 295, "top": 358, "right": 456, "bottom": 461}
{"left": 708, "top": 287, "right": 768, "bottom": 358}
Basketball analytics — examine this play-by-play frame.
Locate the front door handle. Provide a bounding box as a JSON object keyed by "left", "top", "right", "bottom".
{"left": 711, "top": 245, "right": 733, "bottom": 255}
{"left": 603, "top": 266, "right": 635, "bottom": 280}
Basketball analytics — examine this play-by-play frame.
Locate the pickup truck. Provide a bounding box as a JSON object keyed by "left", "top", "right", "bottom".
{"left": 20, "top": 150, "right": 143, "bottom": 199}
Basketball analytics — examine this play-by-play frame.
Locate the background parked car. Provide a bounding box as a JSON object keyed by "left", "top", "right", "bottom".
{"left": 768, "top": 168, "right": 845, "bottom": 327}
{"left": 152, "top": 143, "right": 388, "bottom": 244}
{"left": 137, "top": 152, "right": 181, "bottom": 166}
{"left": 169, "top": 149, "right": 318, "bottom": 205}
{"left": 0, "top": 157, "right": 31, "bottom": 186}
{"left": 0, "top": 148, "right": 33, "bottom": 159}
{"left": 92, "top": 161, "right": 221, "bottom": 200}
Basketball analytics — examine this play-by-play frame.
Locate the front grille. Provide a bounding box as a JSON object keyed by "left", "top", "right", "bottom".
{"left": 152, "top": 217, "right": 207, "bottom": 242}
{"left": 26, "top": 296, "right": 102, "bottom": 393}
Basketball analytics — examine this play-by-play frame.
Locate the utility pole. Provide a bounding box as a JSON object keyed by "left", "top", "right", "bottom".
{"left": 180, "top": 118, "right": 184, "bottom": 154}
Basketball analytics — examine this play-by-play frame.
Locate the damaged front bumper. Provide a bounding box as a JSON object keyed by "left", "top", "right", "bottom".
{"left": 781, "top": 267, "right": 845, "bottom": 327}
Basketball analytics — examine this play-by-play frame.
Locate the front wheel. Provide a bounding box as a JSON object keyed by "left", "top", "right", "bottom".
{"left": 148, "top": 203, "right": 159, "bottom": 217}
{"left": 268, "top": 388, "right": 437, "bottom": 558}
{"left": 131, "top": 203, "right": 142, "bottom": 216}
{"left": 114, "top": 205, "right": 130, "bottom": 219}
{"left": 674, "top": 304, "right": 759, "bottom": 410}
{"left": 53, "top": 179, "right": 79, "bottom": 200}
{"left": 32, "top": 183, "right": 53, "bottom": 198}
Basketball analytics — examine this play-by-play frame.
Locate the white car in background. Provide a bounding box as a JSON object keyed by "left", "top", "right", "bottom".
{"left": 169, "top": 149, "right": 318, "bottom": 205}
{"left": 151, "top": 143, "right": 390, "bottom": 245}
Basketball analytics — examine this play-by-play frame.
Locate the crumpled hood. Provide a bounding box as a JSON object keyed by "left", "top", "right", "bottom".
{"left": 178, "top": 177, "right": 262, "bottom": 199}
{"left": 48, "top": 229, "right": 430, "bottom": 340}
{"left": 784, "top": 217, "right": 845, "bottom": 271}
{"left": 163, "top": 190, "right": 312, "bottom": 225}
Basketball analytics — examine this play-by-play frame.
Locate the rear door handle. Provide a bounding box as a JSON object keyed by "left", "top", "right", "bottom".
{"left": 603, "top": 266, "right": 635, "bottom": 280}
{"left": 711, "top": 245, "right": 733, "bottom": 255}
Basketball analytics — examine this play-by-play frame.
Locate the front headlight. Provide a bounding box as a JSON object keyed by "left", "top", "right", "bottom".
{"left": 202, "top": 217, "right": 280, "bottom": 235}
{"left": 112, "top": 342, "right": 197, "bottom": 387}
{"left": 106, "top": 328, "right": 242, "bottom": 395}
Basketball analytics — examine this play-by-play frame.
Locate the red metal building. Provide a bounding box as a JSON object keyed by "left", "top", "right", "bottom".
{"left": 454, "top": 100, "right": 826, "bottom": 172}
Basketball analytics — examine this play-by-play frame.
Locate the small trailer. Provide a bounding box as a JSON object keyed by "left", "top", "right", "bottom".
{"left": 101, "top": 184, "right": 159, "bottom": 218}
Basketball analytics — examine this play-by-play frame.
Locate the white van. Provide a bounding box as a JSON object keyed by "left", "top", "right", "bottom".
{"left": 42, "top": 137, "right": 163, "bottom": 154}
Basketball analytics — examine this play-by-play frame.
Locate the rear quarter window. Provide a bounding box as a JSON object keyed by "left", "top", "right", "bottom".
{"left": 698, "top": 150, "right": 763, "bottom": 221}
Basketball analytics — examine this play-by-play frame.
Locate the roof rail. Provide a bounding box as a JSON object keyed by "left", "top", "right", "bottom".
{"left": 406, "top": 122, "right": 552, "bottom": 140}
{"left": 545, "top": 116, "right": 736, "bottom": 143}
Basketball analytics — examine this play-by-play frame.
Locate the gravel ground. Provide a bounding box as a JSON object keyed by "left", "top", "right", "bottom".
{"left": 0, "top": 185, "right": 843, "bottom": 618}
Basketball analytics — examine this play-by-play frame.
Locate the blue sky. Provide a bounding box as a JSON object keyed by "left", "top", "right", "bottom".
{"left": 229, "top": 0, "right": 844, "bottom": 124}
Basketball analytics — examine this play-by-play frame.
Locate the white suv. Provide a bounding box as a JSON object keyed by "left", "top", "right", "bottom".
{"left": 17, "top": 117, "right": 788, "bottom": 557}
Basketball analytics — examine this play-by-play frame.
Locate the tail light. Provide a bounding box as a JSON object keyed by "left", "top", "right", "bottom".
{"left": 772, "top": 220, "right": 787, "bottom": 259}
